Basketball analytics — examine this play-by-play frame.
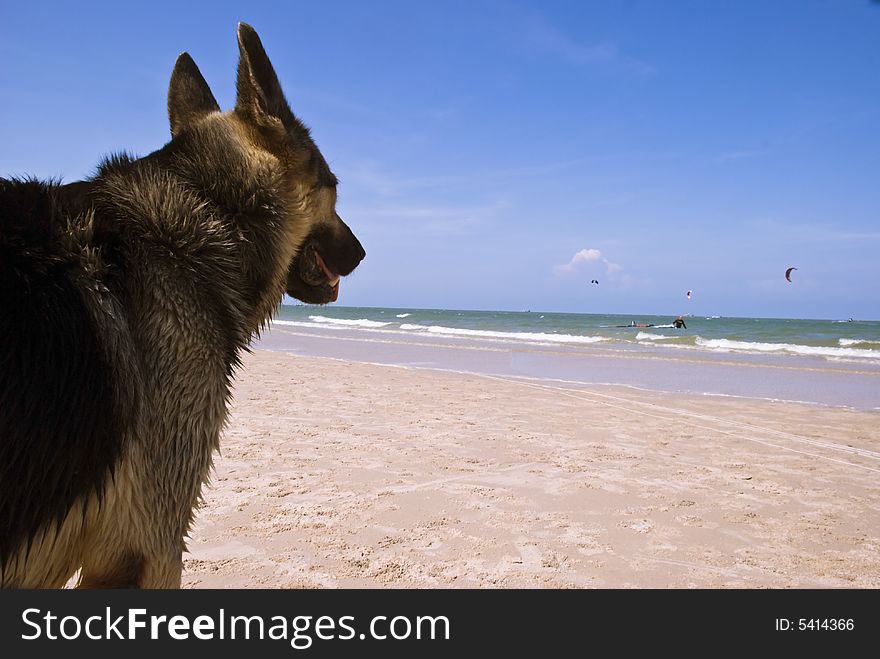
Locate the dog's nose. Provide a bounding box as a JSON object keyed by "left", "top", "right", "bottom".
{"left": 335, "top": 213, "right": 365, "bottom": 264}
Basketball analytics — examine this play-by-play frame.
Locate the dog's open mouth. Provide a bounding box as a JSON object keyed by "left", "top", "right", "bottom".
{"left": 288, "top": 241, "right": 340, "bottom": 304}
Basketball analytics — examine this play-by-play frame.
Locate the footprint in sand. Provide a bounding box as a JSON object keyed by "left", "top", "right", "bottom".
{"left": 508, "top": 540, "right": 544, "bottom": 570}
{"left": 619, "top": 519, "right": 654, "bottom": 534}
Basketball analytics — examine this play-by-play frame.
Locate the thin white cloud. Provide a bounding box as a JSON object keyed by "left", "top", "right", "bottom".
{"left": 746, "top": 218, "right": 880, "bottom": 244}
{"left": 340, "top": 157, "right": 595, "bottom": 197}
{"left": 351, "top": 200, "right": 508, "bottom": 235}
{"left": 710, "top": 148, "right": 770, "bottom": 163}
{"left": 524, "top": 16, "right": 654, "bottom": 74}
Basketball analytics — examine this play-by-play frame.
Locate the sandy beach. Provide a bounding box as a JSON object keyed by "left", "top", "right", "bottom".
{"left": 181, "top": 348, "right": 880, "bottom": 588}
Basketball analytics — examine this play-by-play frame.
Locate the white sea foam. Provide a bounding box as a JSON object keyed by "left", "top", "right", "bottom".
{"left": 272, "top": 319, "right": 348, "bottom": 330}
{"left": 308, "top": 315, "right": 393, "bottom": 328}
{"left": 395, "top": 313, "right": 412, "bottom": 318}
{"left": 280, "top": 318, "right": 606, "bottom": 346}
{"left": 273, "top": 313, "right": 880, "bottom": 364}
{"left": 839, "top": 338, "right": 880, "bottom": 348}
{"left": 636, "top": 332, "right": 671, "bottom": 341}
{"left": 696, "top": 337, "right": 880, "bottom": 360}
{"left": 398, "top": 323, "right": 606, "bottom": 345}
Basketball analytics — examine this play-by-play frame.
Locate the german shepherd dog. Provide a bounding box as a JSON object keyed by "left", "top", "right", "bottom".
{"left": 0, "top": 23, "right": 364, "bottom": 587}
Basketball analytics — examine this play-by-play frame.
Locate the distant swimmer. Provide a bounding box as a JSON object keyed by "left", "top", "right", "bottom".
{"left": 673, "top": 315, "right": 687, "bottom": 329}
{"left": 785, "top": 266, "right": 797, "bottom": 282}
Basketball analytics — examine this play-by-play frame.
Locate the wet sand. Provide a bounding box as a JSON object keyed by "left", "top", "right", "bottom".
{"left": 260, "top": 322, "right": 880, "bottom": 410}
{"left": 182, "top": 349, "right": 880, "bottom": 588}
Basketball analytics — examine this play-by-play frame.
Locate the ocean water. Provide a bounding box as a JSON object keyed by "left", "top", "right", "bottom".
{"left": 263, "top": 305, "right": 880, "bottom": 410}
{"left": 274, "top": 305, "right": 880, "bottom": 362}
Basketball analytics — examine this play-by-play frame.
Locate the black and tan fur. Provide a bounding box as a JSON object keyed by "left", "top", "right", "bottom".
{"left": 0, "top": 23, "right": 364, "bottom": 588}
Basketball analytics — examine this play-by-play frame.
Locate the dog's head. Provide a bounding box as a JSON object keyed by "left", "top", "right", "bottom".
{"left": 167, "top": 23, "right": 365, "bottom": 306}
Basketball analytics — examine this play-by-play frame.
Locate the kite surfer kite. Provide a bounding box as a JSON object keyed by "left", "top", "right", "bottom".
{"left": 785, "top": 267, "right": 797, "bottom": 282}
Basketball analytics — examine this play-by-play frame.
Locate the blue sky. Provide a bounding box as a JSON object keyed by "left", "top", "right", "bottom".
{"left": 2, "top": 1, "right": 878, "bottom": 319}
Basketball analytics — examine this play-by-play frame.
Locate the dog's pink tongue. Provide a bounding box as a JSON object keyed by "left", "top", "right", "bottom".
{"left": 315, "top": 251, "right": 341, "bottom": 302}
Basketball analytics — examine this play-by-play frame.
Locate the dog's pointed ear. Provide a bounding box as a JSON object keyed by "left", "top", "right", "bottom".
{"left": 168, "top": 53, "right": 220, "bottom": 138}
{"left": 235, "top": 23, "right": 292, "bottom": 125}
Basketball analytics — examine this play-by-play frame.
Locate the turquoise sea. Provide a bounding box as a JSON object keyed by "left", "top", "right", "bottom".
{"left": 263, "top": 305, "right": 880, "bottom": 410}
{"left": 274, "top": 305, "right": 880, "bottom": 363}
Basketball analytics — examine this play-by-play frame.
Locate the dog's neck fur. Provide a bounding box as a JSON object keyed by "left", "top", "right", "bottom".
{"left": 91, "top": 115, "right": 308, "bottom": 342}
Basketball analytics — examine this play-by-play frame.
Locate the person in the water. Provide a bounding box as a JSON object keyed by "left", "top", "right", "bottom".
{"left": 673, "top": 315, "right": 687, "bottom": 329}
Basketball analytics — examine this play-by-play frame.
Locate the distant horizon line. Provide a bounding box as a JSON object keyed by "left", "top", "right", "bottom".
{"left": 280, "top": 303, "right": 876, "bottom": 324}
